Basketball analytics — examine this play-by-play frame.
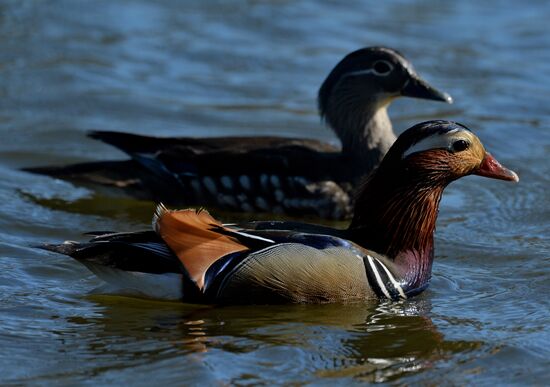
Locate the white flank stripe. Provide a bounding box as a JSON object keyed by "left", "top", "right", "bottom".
{"left": 367, "top": 255, "right": 392, "bottom": 299}
{"left": 375, "top": 257, "right": 407, "bottom": 299}
{"left": 346, "top": 68, "right": 377, "bottom": 77}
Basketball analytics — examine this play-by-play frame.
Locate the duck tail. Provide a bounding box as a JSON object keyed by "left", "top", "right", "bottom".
{"left": 38, "top": 241, "right": 81, "bottom": 257}
{"left": 88, "top": 131, "right": 174, "bottom": 155}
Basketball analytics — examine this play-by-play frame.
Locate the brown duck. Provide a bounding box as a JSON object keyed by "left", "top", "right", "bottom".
{"left": 41, "top": 121, "right": 518, "bottom": 304}
{"left": 26, "top": 47, "right": 452, "bottom": 219}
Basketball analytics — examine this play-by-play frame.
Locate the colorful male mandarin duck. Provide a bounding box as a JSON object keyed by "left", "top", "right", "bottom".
{"left": 41, "top": 121, "right": 518, "bottom": 304}
{"left": 26, "top": 47, "right": 452, "bottom": 220}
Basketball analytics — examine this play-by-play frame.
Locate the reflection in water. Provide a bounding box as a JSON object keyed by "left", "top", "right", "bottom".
{"left": 58, "top": 296, "right": 482, "bottom": 383}
{"left": 24, "top": 190, "right": 349, "bottom": 226}
{"left": 21, "top": 191, "right": 157, "bottom": 224}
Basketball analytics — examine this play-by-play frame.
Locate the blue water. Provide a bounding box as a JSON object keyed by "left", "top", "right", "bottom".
{"left": 0, "top": 0, "right": 548, "bottom": 384}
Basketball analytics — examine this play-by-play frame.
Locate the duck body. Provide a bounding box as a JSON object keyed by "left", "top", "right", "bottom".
{"left": 25, "top": 47, "right": 452, "bottom": 220}
{"left": 50, "top": 227, "right": 391, "bottom": 304}
{"left": 42, "top": 121, "right": 518, "bottom": 304}
{"left": 93, "top": 134, "right": 356, "bottom": 219}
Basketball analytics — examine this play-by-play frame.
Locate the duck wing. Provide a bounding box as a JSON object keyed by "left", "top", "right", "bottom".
{"left": 88, "top": 131, "right": 338, "bottom": 154}
{"left": 40, "top": 231, "right": 181, "bottom": 274}
{"left": 24, "top": 133, "right": 354, "bottom": 218}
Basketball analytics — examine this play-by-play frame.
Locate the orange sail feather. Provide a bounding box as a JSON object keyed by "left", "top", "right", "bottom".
{"left": 154, "top": 205, "right": 248, "bottom": 289}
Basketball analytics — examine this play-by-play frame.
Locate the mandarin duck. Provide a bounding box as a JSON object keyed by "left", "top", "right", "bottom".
{"left": 41, "top": 121, "right": 518, "bottom": 303}
{"left": 26, "top": 47, "right": 452, "bottom": 219}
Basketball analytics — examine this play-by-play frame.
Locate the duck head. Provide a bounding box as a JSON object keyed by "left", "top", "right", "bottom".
{"left": 382, "top": 120, "right": 519, "bottom": 186}
{"left": 349, "top": 120, "right": 518, "bottom": 289}
{"left": 319, "top": 47, "right": 452, "bottom": 114}
{"left": 318, "top": 47, "right": 453, "bottom": 167}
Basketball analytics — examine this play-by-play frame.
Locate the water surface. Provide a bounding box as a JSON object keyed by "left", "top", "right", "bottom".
{"left": 0, "top": 0, "right": 549, "bottom": 385}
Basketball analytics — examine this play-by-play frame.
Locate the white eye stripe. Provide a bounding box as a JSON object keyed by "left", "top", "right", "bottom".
{"left": 345, "top": 60, "right": 394, "bottom": 78}
{"left": 346, "top": 68, "right": 378, "bottom": 77}
{"left": 402, "top": 129, "right": 467, "bottom": 158}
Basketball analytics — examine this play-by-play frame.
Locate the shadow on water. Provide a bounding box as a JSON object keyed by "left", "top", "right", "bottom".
{"left": 47, "top": 296, "right": 483, "bottom": 384}
{"left": 20, "top": 190, "right": 157, "bottom": 225}
{"left": 21, "top": 189, "right": 350, "bottom": 227}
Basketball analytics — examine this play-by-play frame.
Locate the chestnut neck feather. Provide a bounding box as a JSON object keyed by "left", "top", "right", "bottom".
{"left": 347, "top": 155, "right": 451, "bottom": 288}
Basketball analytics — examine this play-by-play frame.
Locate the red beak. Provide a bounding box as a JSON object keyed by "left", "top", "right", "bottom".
{"left": 474, "top": 153, "right": 519, "bottom": 182}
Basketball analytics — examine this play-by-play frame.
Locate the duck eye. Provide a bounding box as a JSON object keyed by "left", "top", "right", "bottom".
{"left": 452, "top": 139, "right": 470, "bottom": 152}
{"left": 372, "top": 60, "right": 393, "bottom": 76}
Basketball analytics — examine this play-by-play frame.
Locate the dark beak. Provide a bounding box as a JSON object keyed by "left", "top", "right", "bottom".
{"left": 474, "top": 153, "right": 519, "bottom": 182}
{"left": 401, "top": 75, "right": 453, "bottom": 103}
